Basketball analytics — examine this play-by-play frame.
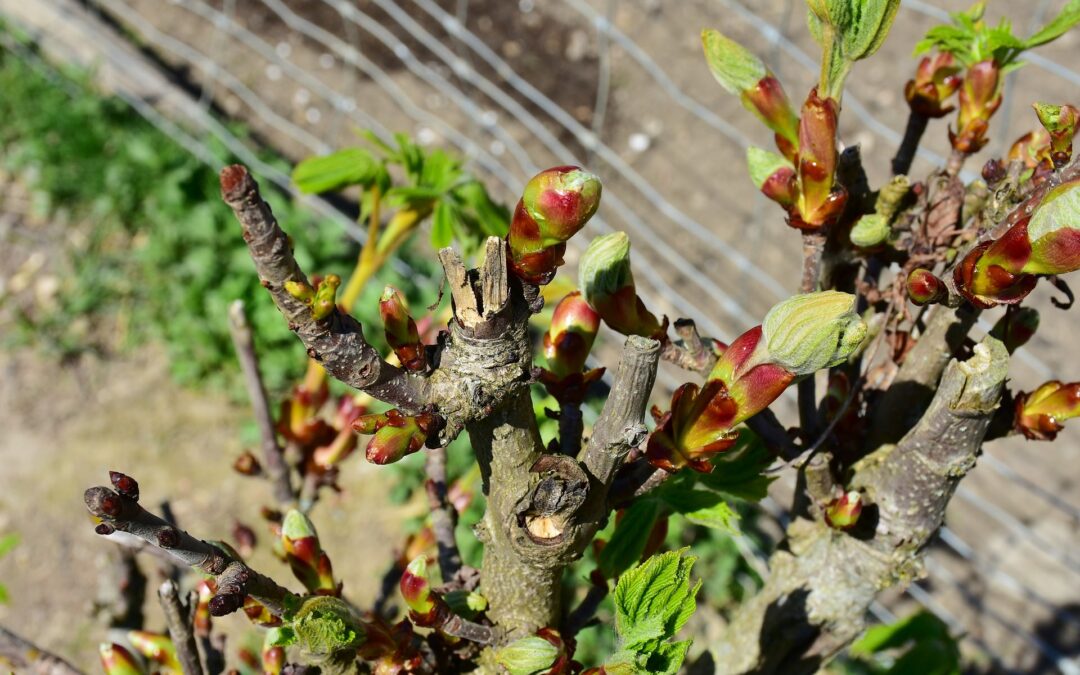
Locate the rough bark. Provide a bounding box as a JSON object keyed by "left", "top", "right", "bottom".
{"left": 0, "top": 627, "right": 82, "bottom": 675}
{"left": 712, "top": 336, "right": 1008, "bottom": 674}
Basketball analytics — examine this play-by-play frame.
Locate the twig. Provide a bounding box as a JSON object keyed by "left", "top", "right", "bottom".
{"left": 424, "top": 446, "right": 463, "bottom": 582}
{"left": 890, "top": 111, "right": 928, "bottom": 176}
{"left": 84, "top": 475, "right": 297, "bottom": 617}
{"left": 228, "top": 300, "right": 293, "bottom": 506}
{"left": 158, "top": 580, "right": 204, "bottom": 675}
{"left": 0, "top": 626, "right": 83, "bottom": 675}
{"left": 797, "top": 230, "right": 828, "bottom": 441}
{"left": 564, "top": 583, "right": 608, "bottom": 636}
{"left": 438, "top": 246, "right": 482, "bottom": 328}
{"left": 439, "top": 614, "right": 496, "bottom": 645}
{"left": 220, "top": 165, "right": 428, "bottom": 411}
{"left": 557, "top": 403, "right": 585, "bottom": 456}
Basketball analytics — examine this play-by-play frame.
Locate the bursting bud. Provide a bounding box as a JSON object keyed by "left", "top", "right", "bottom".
{"left": 952, "top": 59, "right": 1002, "bottom": 154}
{"left": 98, "top": 643, "right": 142, "bottom": 675}
{"left": 702, "top": 29, "right": 799, "bottom": 158}
{"left": 1033, "top": 102, "right": 1079, "bottom": 168}
{"left": 400, "top": 556, "right": 447, "bottom": 626}
{"left": 311, "top": 274, "right": 341, "bottom": 320}
{"left": 1015, "top": 381, "right": 1080, "bottom": 441}
{"left": 904, "top": 52, "right": 962, "bottom": 118}
{"left": 282, "top": 509, "right": 338, "bottom": 595}
{"left": 507, "top": 166, "right": 602, "bottom": 284}
{"left": 793, "top": 88, "right": 847, "bottom": 230}
{"left": 850, "top": 213, "right": 890, "bottom": 248}
{"left": 990, "top": 307, "right": 1039, "bottom": 353}
{"left": 760, "top": 291, "right": 866, "bottom": 377}
{"left": 579, "top": 232, "right": 664, "bottom": 338}
{"left": 955, "top": 177, "right": 1080, "bottom": 307}
{"left": 906, "top": 268, "right": 947, "bottom": 306}
{"left": 109, "top": 471, "right": 140, "bottom": 502}
{"left": 647, "top": 292, "right": 865, "bottom": 472}
{"left": 354, "top": 410, "right": 438, "bottom": 465}
{"left": 806, "top": 0, "right": 901, "bottom": 100}
{"left": 825, "top": 491, "right": 863, "bottom": 530}
{"left": 263, "top": 642, "right": 285, "bottom": 675}
{"left": 128, "top": 631, "right": 181, "bottom": 672}
{"left": 380, "top": 286, "right": 426, "bottom": 371}
{"left": 285, "top": 279, "right": 316, "bottom": 305}
{"left": 495, "top": 628, "right": 569, "bottom": 675}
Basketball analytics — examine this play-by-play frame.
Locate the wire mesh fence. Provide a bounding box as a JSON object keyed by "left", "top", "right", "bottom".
{"left": 2, "top": 0, "right": 1079, "bottom": 671}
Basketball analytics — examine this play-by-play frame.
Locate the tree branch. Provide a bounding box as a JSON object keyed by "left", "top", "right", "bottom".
{"left": 158, "top": 580, "right": 204, "bottom": 675}
{"left": 890, "top": 111, "right": 928, "bottom": 176}
{"left": 220, "top": 165, "right": 428, "bottom": 412}
{"left": 0, "top": 627, "right": 82, "bottom": 675}
{"left": 713, "top": 337, "right": 1008, "bottom": 674}
{"left": 84, "top": 477, "right": 297, "bottom": 617}
{"left": 424, "top": 446, "right": 462, "bottom": 583}
{"left": 228, "top": 300, "right": 294, "bottom": 506}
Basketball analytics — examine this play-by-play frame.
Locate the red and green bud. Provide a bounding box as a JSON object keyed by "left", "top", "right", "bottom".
{"left": 990, "top": 307, "right": 1039, "bottom": 353}
{"left": 282, "top": 509, "right": 338, "bottom": 595}
{"left": 578, "top": 232, "right": 665, "bottom": 338}
{"left": 539, "top": 292, "right": 605, "bottom": 403}
{"left": 1033, "top": 102, "right": 1079, "bottom": 169}
{"left": 955, "top": 177, "right": 1080, "bottom": 308}
{"left": 507, "top": 166, "right": 602, "bottom": 284}
{"left": 905, "top": 52, "right": 962, "bottom": 118}
{"left": 313, "top": 395, "right": 368, "bottom": 468}
{"left": 312, "top": 273, "right": 341, "bottom": 320}
{"left": 793, "top": 89, "right": 847, "bottom": 230}
{"left": 263, "top": 637, "right": 285, "bottom": 675}
{"left": 906, "top": 268, "right": 947, "bottom": 306}
{"left": 825, "top": 490, "right": 863, "bottom": 530}
{"left": 380, "top": 286, "right": 426, "bottom": 372}
{"left": 951, "top": 59, "right": 1002, "bottom": 154}
{"left": 1015, "top": 381, "right": 1080, "bottom": 441}
{"left": 354, "top": 410, "right": 438, "bottom": 465}
{"left": 281, "top": 372, "right": 331, "bottom": 445}
{"left": 127, "top": 631, "right": 181, "bottom": 672}
{"left": 747, "top": 147, "right": 797, "bottom": 209}
{"left": 98, "top": 643, "right": 142, "bottom": 675}
{"left": 702, "top": 29, "right": 799, "bottom": 159}
{"left": 400, "top": 556, "right": 449, "bottom": 627}
{"left": 647, "top": 292, "right": 865, "bottom": 472}
{"left": 1009, "top": 127, "right": 1054, "bottom": 177}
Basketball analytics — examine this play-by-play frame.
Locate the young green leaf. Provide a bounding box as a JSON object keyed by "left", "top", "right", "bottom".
{"left": 291, "top": 148, "right": 379, "bottom": 194}
{"left": 1025, "top": 0, "right": 1080, "bottom": 48}
{"left": 746, "top": 147, "right": 795, "bottom": 190}
{"left": 431, "top": 199, "right": 456, "bottom": 249}
{"left": 613, "top": 549, "right": 700, "bottom": 652}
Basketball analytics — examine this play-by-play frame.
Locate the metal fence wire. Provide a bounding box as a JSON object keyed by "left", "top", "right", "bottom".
{"left": 2, "top": 0, "right": 1079, "bottom": 671}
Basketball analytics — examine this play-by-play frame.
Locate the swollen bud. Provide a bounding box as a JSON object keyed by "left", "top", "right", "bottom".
{"left": 282, "top": 509, "right": 338, "bottom": 595}
{"left": 507, "top": 166, "right": 602, "bottom": 284}
{"left": 109, "top": 471, "right": 140, "bottom": 502}
{"left": 1015, "top": 381, "right": 1080, "bottom": 441}
{"left": 354, "top": 410, "right": 438, "bottom": 465}
{"left": 495, "top": 628, "right": 569, "bottom": 675}
{"left": 793, "top": 89, "right": 846, "bottom": 230}
{"left": 850, "top": 214, "right": 890, "bottom": 248}
{"left": 579, "top": 232, "right": 664, "bottom": 338}
{"left": 98, "top": 643, "right": 142, "bottom": 675}
{"left": 825, "top": 491, "right": 863, "bottom": 530}
{"left": 952, "top": 59, "right": 1002, "bottom": 154}
{"left": 906, "top": 268, "right": 946, "bottom": 306}
{"left": 543, "top": 292, "right": 600, "bottom": 378}
{"left": 311, "top": 274, "right": 341, "bottom": 320}
{"left": 400, "top": 555, "right": 447, "bottom": 626}
{"left": 904, "top": 52, "right": 961, "bottom": 118}
{"left": 380, "top": 286, "right": 426, "bottom": 371}
{"left": 760, "top": 291, "right": 866, "bottom": 377}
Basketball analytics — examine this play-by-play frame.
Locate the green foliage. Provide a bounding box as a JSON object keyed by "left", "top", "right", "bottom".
{"left": 0, "top": 41, "right": 383, "bottom": 393}
{"left": 602, "top": 549, "right": 700, "bottom": 674}
{"left": 294, "top": 133, "right": 509, "bottom": 257}
{"left": 701, "top": 28, "right": 768, "bottom": 94}
{"left": 806, "top": 0, "right": 901, "bottom": 98}
{"left": 842, "top": 611, "right": 961, "bottom": 675}
{"left": 599, "top": 499, "right": 663, "bottom": 579}
{"left": 915, "top": 0, "right": 1080, "bottom": 70}
{"left": 746, "top": 147, "right": 793, "bottom": 190}
{"left": 0, "top": 533, "right": 17, "bottom": 604}
{"left": 290, "top": 596, "right": 365, "bottom": 658}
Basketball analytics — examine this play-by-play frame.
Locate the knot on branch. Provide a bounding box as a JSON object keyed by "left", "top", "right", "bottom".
{"left": 513, "top": 455, "right": 589, "bottom": 548}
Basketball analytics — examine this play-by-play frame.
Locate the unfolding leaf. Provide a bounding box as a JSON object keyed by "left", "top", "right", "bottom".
{"left": 292, "top": 148, "right": 379, "bottom": 194}
{"left": 613, "top": 549, "right": 700, "bottom": 652}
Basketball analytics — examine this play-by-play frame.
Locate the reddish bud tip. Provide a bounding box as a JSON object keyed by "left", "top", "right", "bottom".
{"left": 95, "top": 523, "right": 116, "bottom": 536}
{"left": 825, "top": 491, "right": 863, "bottom": 530}
{"left": 157, "top": 527, "right": 181, "bottom": 549}
{"left": 209, "top": 592, "right": 245, "bottom": 616}
{"left": 109, "top": 471, "right": 140, "bottom": 502}
{"left": 233, "top": 451, "right": 262, "bottom": 476}
{"left": 906, "top": 268, "right": 946, "bottom": 306}
{"left": 219, "top": 164, "right": 250, "bottom": 200}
